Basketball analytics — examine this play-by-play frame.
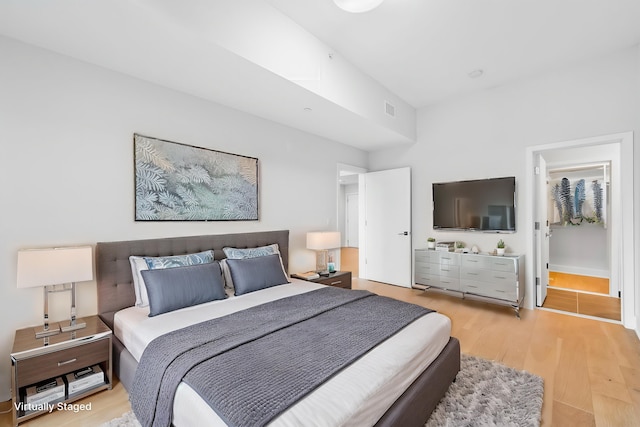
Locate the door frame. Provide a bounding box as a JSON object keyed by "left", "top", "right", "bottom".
{"left": 525, "top": 131, "right": 636, "bottom": 329}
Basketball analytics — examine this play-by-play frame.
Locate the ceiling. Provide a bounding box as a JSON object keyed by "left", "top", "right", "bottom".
{"left": 1, "top": 0, "right": 640, "bottom": 151}
{"left": 269, "top": 0, "right": 640, "bottom": 108}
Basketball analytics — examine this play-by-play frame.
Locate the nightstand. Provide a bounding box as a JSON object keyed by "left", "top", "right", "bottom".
{"left": 11, "top": 315, "right": 112, "bottom": 426}
{"left": 310, "top": 271, "right": 352, "bottom": 289}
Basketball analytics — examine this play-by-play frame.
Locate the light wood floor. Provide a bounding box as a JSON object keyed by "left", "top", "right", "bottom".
{"left": 543, "top": 288, "right": 621, "bottom": 321}
{"left": 340, "top": 247, "right": 359, "bottom": 277}
{"left": 544, "top": 272, "right": 621, "bottom": 321}
{"left": 549, "top": 272, "right": 610, "bottom": 294}
{"left": 3, "top": 278, "right": 639, "bottom": 427}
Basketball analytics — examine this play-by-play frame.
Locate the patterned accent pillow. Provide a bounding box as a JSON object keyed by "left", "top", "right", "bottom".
{"left": 144, "top": 250, "right": 214, "bottom": 269}
{"left": 222, "top": 244, "right": 279, "bottom": 260}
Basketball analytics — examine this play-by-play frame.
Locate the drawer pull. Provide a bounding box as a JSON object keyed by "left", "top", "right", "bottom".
{"left": 495, "top": 276, "right": 507, "bottom": 279}
{"left": 330, "top": 281, "right": 342, "bottom": 285}
{"left": 468, "top": 259, "right": 479, "bottom": 263}
{"left": 467, "top": 272, "right": 479, "bottom": 276}
{"left": 57, "top": 358, "right": 77, "bottom": 367}
{"left": 495, "top": 290, "right": 506, "bottom": 293}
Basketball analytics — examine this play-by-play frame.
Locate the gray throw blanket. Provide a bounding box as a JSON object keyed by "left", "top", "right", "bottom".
{"left": 131, "top": 287, "right": 433, "bottom": 427}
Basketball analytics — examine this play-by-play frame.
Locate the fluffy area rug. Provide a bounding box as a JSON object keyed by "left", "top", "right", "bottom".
{"left": 426, "top": 354, "right": 544, "bottom": 427}
{"left": 103, "top": 354, "right": 543, "bottom": 427}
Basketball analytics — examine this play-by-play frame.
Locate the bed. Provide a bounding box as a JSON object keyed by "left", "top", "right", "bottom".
{"left": 96, "top": 230, "right": 460, "bottom": 427}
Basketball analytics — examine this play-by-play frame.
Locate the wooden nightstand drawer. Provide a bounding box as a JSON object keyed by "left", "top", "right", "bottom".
{"left": 16, "top": 338, "right": 109, "bottom": 388}
{"left": 311, "top": 271, "right": 352, "bottom": 289}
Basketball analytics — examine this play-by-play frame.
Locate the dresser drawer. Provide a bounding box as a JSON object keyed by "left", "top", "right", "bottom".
{"left": 415, "top": 273, "right": 439, "bottom": 287}
{"left": 16, "top": 338, "right": 109, "bottom": 388}
{"left": 415, "top": 261, "right": 436, "bottom": 274}
{"left": 415, "top": 249, "right": 439, "bottom": 263}
{"left": 435, "top": 276, "right": 460, "bottom": 291}
{"left": 460, "top": 279, "right": 486, "bottom": 294}
{"left": 484, "top": 282, "right": 518, "bottom": 302}
{"left": 491, "top": 258, "right": 517, "bottom": 273}
{"left": 488, "top": 271, "right": 517, "bottom": 286}
{"left": 437, "top": 264, "right": 459, "bottom": 278}
{"left": 460, "top": 268, "right": 492, "bottom": 282}
{"left": 461, "top": 256, "right": 491, "bottom": 269}
{"left": 438, "top": 253, "right": 459, "bottom": 267}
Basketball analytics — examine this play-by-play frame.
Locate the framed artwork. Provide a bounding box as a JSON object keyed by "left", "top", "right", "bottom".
{"left": 134, "top": 134, "right": 258, "bottom": 221}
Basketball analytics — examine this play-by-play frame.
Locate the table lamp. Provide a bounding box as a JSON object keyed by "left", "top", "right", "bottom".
{"left": 17, "top": 246, "right": 94, "bottom": 338}
{"left": 306, "top": 231, "right": 341, "bottom": 274}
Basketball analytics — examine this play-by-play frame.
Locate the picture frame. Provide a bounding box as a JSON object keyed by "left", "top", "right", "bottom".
{"left": 134, "top": 134, "right": 258, "bottom": 221}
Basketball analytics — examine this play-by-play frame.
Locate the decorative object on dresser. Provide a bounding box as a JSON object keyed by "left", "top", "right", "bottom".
{"left": 427, "top": 237, "right": 436, "bottom": 249}
{"left": 134, "top": 134, "right": 258, "bottom": 221}
{"left": 414, "top": 249, "right": 525, "bottom": 317}
{"left": 16, "top": 246, "right": 94, "bottom": 338}
{"left": 11, "top": 315, "right": 112, "bottom": 426}
{"left": 306, "top": 231, "right": 341, "bottom": 274}
{"left": 496, "top": 239, "right": 506, "bottom": 256}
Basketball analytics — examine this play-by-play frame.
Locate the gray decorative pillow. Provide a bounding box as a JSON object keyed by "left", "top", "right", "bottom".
{"left": 141, "top": 262, "right": 226, "bottom": 317}
{"left": 221, "top": 244, "right": 286, "bottom": 290}
{"left": 226, "top": 254, "right": 290, "bottom": 296}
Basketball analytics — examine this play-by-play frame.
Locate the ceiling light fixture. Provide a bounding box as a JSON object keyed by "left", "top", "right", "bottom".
{"left": 333, "top": 0, "right": 384, "bottom": 13}
{"left": 468, "top": 69, "right": 484, "bottom": 79}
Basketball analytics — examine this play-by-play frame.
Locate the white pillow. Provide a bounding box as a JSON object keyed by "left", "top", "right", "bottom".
{"left": 129, "top": 256, "right": 150, "bottom": 307}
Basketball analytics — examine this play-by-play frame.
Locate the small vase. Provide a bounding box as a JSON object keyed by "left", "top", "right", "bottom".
{"left": 496, "top": 247, "right": 505, "bottom": 256}
{"left": 427, "top": 241, "right": 436, "bottom": 249}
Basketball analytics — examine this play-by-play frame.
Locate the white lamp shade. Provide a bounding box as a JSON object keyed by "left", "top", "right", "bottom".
{"left": 334, "top": 0, "right": 384, "bottom": 13}
{"left": 17, "top": 246, "right": 93, "bottom": 288}
{"left": 306, "top": 232, "right": 341, "bottom": 250}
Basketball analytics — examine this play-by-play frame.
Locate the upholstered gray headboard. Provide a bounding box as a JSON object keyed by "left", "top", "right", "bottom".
{"left": 96, "top": 230, "right": 289, "bottom": 330}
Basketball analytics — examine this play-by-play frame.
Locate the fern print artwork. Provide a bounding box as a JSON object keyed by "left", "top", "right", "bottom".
{"left": 134, "top": 134, "right": 258, "bottom": 221}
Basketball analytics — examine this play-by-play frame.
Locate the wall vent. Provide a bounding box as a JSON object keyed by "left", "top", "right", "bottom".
{"left": 384, "top": 101, "right": 396, "bottom": 118}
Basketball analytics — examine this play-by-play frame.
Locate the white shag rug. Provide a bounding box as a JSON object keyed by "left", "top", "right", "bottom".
{"left": 426, "top": 354, "right": 544, "bottom": 427}
{"left": 103, "top": 354, "right": 543, "bottom": 427}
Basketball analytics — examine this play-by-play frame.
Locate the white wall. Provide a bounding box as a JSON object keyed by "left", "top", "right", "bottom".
{"left": 0, "top": 36, "right": 367, "bottom": 400}
{"left": 549, "top": 224, "right": 608, "bottom": 277}
{"left": 369, "top": 46, "right": 640, "bottom": 310}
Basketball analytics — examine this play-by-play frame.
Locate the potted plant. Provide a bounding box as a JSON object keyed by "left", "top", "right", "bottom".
{"left": 455, "top": 241, "right": 465, "bottom": 253}
{"left": 496, "top": 239, "right": 506, "bottom": 256}
{"left": 427, "top": 237, "right": 436, "bottom": 249}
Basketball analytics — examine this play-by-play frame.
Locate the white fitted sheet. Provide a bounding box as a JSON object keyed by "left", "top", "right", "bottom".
{"left": 115, "top": 280, "right": 451, "bottom": 427}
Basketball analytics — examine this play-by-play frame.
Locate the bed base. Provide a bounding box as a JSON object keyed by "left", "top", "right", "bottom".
{"left": 96, "top": 230, "right": 460, "bottom": 426}
{"left": 110, "top": 335, "right": 459, "bottom": 427}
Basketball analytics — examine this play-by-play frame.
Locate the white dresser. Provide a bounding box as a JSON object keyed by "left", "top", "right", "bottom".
{"left": 414, "top": 249, "right": 525, "bottom": 317}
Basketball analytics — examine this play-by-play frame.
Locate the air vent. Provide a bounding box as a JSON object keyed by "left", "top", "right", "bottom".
{"left": 384, "top": 101, "right": 396, "bottom": 118}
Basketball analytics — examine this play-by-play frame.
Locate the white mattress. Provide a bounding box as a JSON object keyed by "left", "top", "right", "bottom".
{"left": 114, "top": 280, "right": 451, "bottom": 427}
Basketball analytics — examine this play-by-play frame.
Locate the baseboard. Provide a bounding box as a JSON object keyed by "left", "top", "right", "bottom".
{"left": 549, "top": 264, "right": 609, "bottom": 279}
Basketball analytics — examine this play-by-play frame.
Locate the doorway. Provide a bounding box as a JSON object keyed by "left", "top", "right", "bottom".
{"left": 527, "top": 131, "right": 635, "bottom": 329}
{"left": 337, "top": 164, "right": 366, "bottom": 277}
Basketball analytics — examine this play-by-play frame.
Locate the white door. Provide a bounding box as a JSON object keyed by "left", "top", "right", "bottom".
{"left": 535, "top": 154, "right": 550, "bottom": 306}
{"left": 345, "top": 193, "right": 359, "bottom": 247}
{"left": 359, "top": 167, "right": 411, "bottom": 288}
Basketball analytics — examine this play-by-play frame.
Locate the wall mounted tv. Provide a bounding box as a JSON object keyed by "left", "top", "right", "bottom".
{"left": 432, "top": 176, "right": 516, "bottom": 232}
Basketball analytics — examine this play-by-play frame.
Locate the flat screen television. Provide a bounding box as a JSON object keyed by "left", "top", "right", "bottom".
{"left": 432, "top": 176, "right": 516, "bottom": 232}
